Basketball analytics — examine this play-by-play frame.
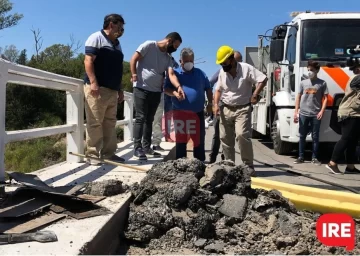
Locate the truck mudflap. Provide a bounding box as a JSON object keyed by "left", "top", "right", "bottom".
{"left": 329, "top": 93, "right": 345, "bottom": 135}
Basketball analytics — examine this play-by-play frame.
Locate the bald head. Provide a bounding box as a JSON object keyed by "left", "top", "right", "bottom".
{"left": 234, "top": 51, "right": 242, "bottom": 62}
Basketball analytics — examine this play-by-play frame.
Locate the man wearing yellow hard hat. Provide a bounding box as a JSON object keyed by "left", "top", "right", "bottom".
{"left": 213, "top": 45, "right": 268, "bottom": 175}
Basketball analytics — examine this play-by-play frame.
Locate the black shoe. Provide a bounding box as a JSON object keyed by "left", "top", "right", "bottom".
{"left": 311, "top": 158, "right": 321, "bottom": 166}
{"left": 106, "top": 155, "right": 125, "bottom": 163}
{"left": 152, "top": 145, "right": 165, "bottom": 151}
{"left": 143, "top": 147, "right": 162, "bottom": 157}
{"left": 325, "top": 164, "right": 343, "bottom": 175}
{"left": 344, "top": 166, "right": 360, "bottom": 174}
{"left": 221, "top": 154, "right": 225, "bottom": 160}
{"left": 293, "top": 157, "right": 304, "bottom": 164}
{"left": 134, "top": 147, "right": 147, "bottom": 161}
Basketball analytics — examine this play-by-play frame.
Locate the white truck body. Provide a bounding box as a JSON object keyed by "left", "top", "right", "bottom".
{"left": 247, "top": 11, "right": 360, "bottom": 154}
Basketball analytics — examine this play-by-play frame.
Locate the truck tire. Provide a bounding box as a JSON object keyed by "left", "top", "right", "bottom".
{"left": 271, "top": 112, "right": 293, "bottom": 155}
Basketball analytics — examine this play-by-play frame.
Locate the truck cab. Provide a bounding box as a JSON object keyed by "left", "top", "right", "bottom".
{"left": 252, "top": 11, "right": 360, "bottom": 155}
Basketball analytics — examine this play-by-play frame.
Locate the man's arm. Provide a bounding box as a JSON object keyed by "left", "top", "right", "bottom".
{"left": 84, "top": 34, "right": 100, "bottom": 85}
{"left": 295, "top": 82, "right": 304, "bottom": 115}
{"left": 164, "top": 72, "right": 176, "bottom": 96}
{"left": 250, "top": 67, "right": 268, "bottom": 96}
{"left": 167, "top": 67, "right": 182, "bottom": 89}
{"left": 130, "top": 41, "right": 151, "bottom": 80}
{"left": 320, "top": 82, "right": 329, "bottom": 113}
{"left": 209, "top": 69, "right": 220, "bottom": 89}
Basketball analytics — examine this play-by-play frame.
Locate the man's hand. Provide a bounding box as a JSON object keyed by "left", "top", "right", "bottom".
{"left": 118, "top": 90, "right": 124, "bottom": 104}
{"left": 251, "top": 94, "right": 259, "bottom": 104}
{"left": 131, "top": 74, "right": 137, "bottom": 83}
{"left": 90, "top": 81, "right": 100, "bottom": 97}
{"left": 174, "top": 91, "right": 183, "bottom": 101}
{"left": 213, "top": 104, "right": 220, "bottom": 116}
{"left": 294, "top": 110, "right": 299, "bottom": 123}
{"left": 177, "top": 86, "right": 185, "bottom": 100}
{"left": 317, "top": 111, "right": 324, "bottom": 120}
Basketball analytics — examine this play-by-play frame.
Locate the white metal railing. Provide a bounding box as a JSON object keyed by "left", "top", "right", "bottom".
{"left": 0, "top": 58, "right": 134, "bottom": 182}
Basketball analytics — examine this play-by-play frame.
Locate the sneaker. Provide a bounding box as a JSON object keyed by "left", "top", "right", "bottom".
{"left": 143, "top": 147, "right": 162, "bottom": 157}
{"left": 325, "top": 164, "right": 343, "bottom": 175}
{"left": 134, "top": 147, "right": 147, "bottom": 161}
{"left": 106, "top": 155, "right": 125, "bottom": 163}
{"left": 293, "top": 157, "right": 304, "bottom": 164}
{"left": 311, "top": 158, "right": 321, "bottom": 166}
{"left": 344, "top": 166, "right": 360, "bottom": 174}
{"left": 152, "top": 145, "right": 165, "bottom": 151}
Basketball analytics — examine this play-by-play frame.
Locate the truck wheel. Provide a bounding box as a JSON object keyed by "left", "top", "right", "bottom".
{"left": 271, "top": 112, "right": 293, "bottom": 155}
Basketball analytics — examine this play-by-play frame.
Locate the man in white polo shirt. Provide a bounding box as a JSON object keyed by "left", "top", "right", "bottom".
{"left": 213, "top": 45, "right": 267, "bottom": 175}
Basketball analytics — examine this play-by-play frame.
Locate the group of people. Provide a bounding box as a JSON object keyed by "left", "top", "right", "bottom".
{"left": 293, "top": 60, "right": 360, "bottom": 175}
{"left": 82, "top": 13, "right": 359, "bottom": 176}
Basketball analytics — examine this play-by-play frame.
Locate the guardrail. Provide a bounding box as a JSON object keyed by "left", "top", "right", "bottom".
{"left": 0, "top": 58, "right": 134, "bottom": 182}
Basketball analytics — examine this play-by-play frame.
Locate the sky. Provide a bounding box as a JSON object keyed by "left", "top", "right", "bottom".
{"left": 1, "top": 0, "right": 359, "bottom": 77}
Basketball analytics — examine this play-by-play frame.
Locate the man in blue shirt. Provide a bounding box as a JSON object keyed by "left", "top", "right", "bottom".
{"left": 208, "top": 51, "right": 242, "bottom": 163}
{"left": 164, "top": 47, "right": 213, "bottom": 161}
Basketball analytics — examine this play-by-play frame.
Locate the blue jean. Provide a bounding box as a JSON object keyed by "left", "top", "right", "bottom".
{"left": 299, "top": 114, "right": 321, "bottom": 159}
{"left": 176, "top": 111, "right": 205, "bottom": 161}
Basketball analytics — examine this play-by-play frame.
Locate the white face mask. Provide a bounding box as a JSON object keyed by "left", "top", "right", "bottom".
{"left": 308, "top": 71, "right": 316, "bottom": 79}
{"left": 183, "top": 62, "right": 194, "bottom": 71}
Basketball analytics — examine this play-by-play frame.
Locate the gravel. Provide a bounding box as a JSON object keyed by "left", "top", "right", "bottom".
{"left": 121, "top": 158, "right": 360, "bottom": 255}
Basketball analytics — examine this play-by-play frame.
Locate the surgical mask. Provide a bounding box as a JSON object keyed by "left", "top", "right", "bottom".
{"left": 222, "top": 63, "right": 232, "bottom": 72}
{"left": 167, "top": 44, "right": 176, "bottom": 54}
{"left": 308, "top": 71, "right": 316, "bottom": 79}
{"left": 183, "top": 62, "right": 194, "bottom": 71}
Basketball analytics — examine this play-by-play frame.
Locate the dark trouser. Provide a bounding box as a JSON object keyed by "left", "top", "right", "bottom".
{"left": 299, "top": 114, "right": 321, "bottom": 159}
{"left": 209, "top": 115, "right": 220, "bottom": 161}
{"left": 133, "top": 87, "right": 162, "bottom": 149}
{"left": 331, "top": 118, "right": 360, "bottom": 164}
{"left": 176, "top": 111, "right": 205, "bottom": 161}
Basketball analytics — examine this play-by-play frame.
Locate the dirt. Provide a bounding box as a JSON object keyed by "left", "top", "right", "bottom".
{"left": 120, "top": 158, "right": 360, "bottom": 255}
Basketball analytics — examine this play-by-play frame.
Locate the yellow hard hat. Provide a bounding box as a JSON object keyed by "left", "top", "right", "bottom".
{"left": 216, "top": 45, "right": 234, "bottom": 64}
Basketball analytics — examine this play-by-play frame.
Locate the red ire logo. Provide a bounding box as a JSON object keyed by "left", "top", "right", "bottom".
{"left": 162, "top": 110, "right": 200, "bottom": 147}
{"left": 316, "top": 213, "right": 356, "bottom": 251}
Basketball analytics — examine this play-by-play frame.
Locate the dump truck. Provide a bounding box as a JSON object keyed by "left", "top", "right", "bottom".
{"left": 246, "top": 11, "right": 360, "bottom": 155}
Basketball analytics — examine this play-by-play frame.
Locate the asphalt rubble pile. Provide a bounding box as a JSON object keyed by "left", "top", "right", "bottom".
{"left": 123, "top": 158, "right": 360, "bottom": 255}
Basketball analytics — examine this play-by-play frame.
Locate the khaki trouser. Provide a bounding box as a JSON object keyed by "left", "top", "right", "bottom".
{"left": 84, "top": 85, "right": 118, "bottom": 159}
{"left": 219, "top": 103, "right": 253, "bottom": 166}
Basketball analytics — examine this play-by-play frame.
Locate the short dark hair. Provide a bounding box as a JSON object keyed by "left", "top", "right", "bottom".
{"left": 307, "top": 60, "right": 320, "bottom": 71}
{"left": 103, "top": 14, "right": 125, "bottom": 29}
{"left": 166, "top": 32, "right": 182, "bottom": 43}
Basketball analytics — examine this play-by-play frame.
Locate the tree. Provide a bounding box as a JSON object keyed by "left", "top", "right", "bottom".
{"left": 16, "top": 49, "right": 27, "bottom": 65}
{"left": 2, "top": 44, "right": 18, "bottom": 62}
{"left": 31, "top": 27, "right": 43, "bottom": 62}
{"left": 0, "top": 0, "right": 23, "bottom": 30}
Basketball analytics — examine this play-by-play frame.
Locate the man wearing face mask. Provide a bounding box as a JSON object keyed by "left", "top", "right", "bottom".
{"left": 130, "top": 32, "right": 185, "bottom": 160}
{"left": 294, "top": 60, "right": 328, "bottom": 165}
{"left": 164, "top": 47, "right": 213, "bottom": 161}
{"left": 208, "top": 51, "right": 242, "bottom": 163}
{"left": 83, "top": 13, "right": 126, "bottom": 165}
{"left": 213, "top": 46, "right": 267, "bottom": 175}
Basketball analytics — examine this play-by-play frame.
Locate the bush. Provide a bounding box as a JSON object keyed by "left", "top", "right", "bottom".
{"left": 5, "top": 136, "right": 66, "bottom": 173}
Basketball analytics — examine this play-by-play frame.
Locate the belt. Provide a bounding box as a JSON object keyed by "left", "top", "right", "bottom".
{"left": 222, "top": 102, "right": 251, "bottom": 109}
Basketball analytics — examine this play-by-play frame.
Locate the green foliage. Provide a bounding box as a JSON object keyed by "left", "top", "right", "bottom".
{"left": 0, "top": 0, "right": 23, "bottom": 30}
{"left": 5, "top": 136, "right": 66, "bottom": 173}
{"left": 3, "top": 34, "right": 132, "bottom": 173}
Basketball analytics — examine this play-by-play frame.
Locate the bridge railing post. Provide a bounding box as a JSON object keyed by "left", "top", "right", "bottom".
{"left": 123, "top": 94, "right": 133, "bottom": 141}
{"left": 66, "top": 85, "right": 85, "bottom": 163}
{"left": 0, "top": 68, "right": 7, "bottom": 183}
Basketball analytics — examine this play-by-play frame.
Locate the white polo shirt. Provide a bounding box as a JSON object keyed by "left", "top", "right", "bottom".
{"left": 216, "top": 62, "right": 266, "bottom": 106}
